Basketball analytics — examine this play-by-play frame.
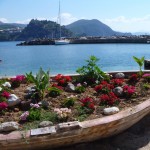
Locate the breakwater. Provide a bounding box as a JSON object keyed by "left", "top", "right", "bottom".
{"left": 17, "top": 37, "right": 150, "bottom": 46}
{"left": 70, "top": 38, "right": 148, "bottom": 44}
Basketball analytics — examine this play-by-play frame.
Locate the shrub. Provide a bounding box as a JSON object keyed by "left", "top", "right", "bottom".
{"left": 54, "top": 108, "right": 71, "bottom": 121}
{"left": 0, "top": 102, "right": 8, "bottom": 110}
{"left": 62, "top": 97, "right": 76, "bottom": 108}
{"left": 51, "top": 83, "right": 63, "bottom": 90}
{"left": 48, "top": 87, "right": 62, "bottom": 97}
{"left": 123, "top": 85, "right": 136, "bottom": 98}
{"left": 111, "top": 79, "right": 124, "bottom": 87}
{"left": 80, "top": 97, "right": 95, "bottom": 114}
{"left": 11, "top": 75, "right": 26, "bottom": 88}
{"left": 95, "top": 81, "right": 114, "bottom": 94}
{"left": 76, "top": 55, "right": 109, "bottom": 85}
{"left": 54, "top": 74, "right": 71, "bottom": 86}
{"left": 129, "top": 74, "right": 139, "bottom": 83}
{"left": 1, "top": 91, "right": 10, "bottom": 99}
{"left": 143, "top": 83, "right": 150, "bottom": 90}
{"left": 20, "top": 104, "right": 41, "bottom": 121}
{"left": 100, "top": 92, "right": 120, "bottom": 106}
{"left": 142, "top": 74, "right": 150, "bottom": 82}
{"left": 75, "top": 84, "right": 86, "bottom": 93}
{"left": 28, "top": 109, "right": 41, "bottom": 121}
{"left": 25, "top": 67, "right": 50, "bottom": 100}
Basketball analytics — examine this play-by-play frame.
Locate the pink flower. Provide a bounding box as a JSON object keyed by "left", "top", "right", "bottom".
{"left": 77, "top": 83, "right": 82, "bottom": 87}
{"left": 30, "top": 103, "right": 40, "bottom": 109}
{"left": 20, "top": 111, "right": 29, "bottom": 121}
{"left": 11, "top": 75, "right": 25, "bottom": 82}
{"left": 1, "top": 91, "right": 10, "bottom": 99}
{"left": 0, "top": 102, "right": 8, "bottom": 110}
{"left": 16, "top": 75, "right": 25, "bottom": 82}
{"left": 142, "top": 74, "right": 150, "bottom": 78}
{"left": 123, "top": 85, "right": 135, "bottom": 97}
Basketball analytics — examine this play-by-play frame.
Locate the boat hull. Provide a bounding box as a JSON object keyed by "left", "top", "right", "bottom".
{"left": 0, "top": 98, "right": 150, "bottom": 150}
{"left": 55, "top": 40, "right": 70, "bottom": 45}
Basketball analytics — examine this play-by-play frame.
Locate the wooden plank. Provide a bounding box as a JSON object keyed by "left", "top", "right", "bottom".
{"left": 31, "top": 126, "right": 56, "bottom": 136}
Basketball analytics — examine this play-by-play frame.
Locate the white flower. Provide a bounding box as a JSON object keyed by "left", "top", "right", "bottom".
{"left": 54, "top": 108, "right": 71, "bottom": 119}
{"left": 0, "top": 87, "right": 2, "bottom": 91}
{"left": 2, "top": 82, "right": 11, "bottom": 88}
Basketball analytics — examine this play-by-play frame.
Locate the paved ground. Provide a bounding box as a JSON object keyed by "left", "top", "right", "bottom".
{"left": 51, "top": 114, "right": 150, "bottom": 150}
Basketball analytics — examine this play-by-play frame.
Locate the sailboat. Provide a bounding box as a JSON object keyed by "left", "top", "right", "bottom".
{"left": 55, "top": 0, "right": 70, "bottom": 45}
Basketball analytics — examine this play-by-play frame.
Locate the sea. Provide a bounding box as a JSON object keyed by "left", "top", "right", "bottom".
{"left": 0, "top": 41, "right": 150, "bottom": 76}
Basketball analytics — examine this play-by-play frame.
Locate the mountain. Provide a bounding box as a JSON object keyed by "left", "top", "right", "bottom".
{"left": 66, "top": 19, "right": 131, "bottom": 37}
{"left": 17, "top": 19, "right": 73, "bottom": 41}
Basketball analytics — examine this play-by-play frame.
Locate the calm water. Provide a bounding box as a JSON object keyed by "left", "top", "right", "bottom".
{"left": 0, "top": 41, "right": 150, "bottom": 76}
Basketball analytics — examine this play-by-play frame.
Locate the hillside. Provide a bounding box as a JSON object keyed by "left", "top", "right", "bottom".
{"left": 66, "top": 19, "right": 131, "bottom": 37}
{"left": 0, "top": 22, "right": 26, "bottom": 30}
{"left": 17, "top": 19, "right": 73, "bottom": 41}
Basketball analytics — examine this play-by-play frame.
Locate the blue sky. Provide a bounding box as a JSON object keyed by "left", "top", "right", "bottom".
{"left": 0, "top": 0, "right": 150, "bottom": 32}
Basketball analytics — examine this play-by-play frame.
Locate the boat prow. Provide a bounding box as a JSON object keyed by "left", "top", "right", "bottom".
{"left": 0, "top": 98, "right": 150, "bottom": 150}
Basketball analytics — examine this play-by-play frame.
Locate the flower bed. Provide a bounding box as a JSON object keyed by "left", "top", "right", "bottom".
{"left": 0, "top": 56, "right": 150, "bottom": 131}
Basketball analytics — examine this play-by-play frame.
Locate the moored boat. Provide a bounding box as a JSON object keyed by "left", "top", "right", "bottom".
{"left": 54, "top": 0, "right": 70, "bottom": 45}
{"left": 55, "top": 39, "right": 70, "bottom": 45}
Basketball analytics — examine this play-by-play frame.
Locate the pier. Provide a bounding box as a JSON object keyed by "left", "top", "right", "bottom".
{"left": 17, "top": 36, "right": 150, "bottom": 46}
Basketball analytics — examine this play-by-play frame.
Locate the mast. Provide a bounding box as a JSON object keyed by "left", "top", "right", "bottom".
{"left": 58, "top": 0, "right": 61, "bottom": 39}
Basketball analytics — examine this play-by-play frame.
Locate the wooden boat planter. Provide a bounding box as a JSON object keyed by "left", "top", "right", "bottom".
{"left": 0, "top": 98, "right": 150, "bottom": 150}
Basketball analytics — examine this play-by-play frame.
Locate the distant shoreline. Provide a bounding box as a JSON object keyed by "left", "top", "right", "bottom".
{"left": 16, "top": 36, "right": 150, "bottom": 46}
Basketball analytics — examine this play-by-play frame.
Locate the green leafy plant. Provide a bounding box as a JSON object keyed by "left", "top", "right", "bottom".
{"left": 76, "top": 55, "right": 109, "bottom": 85}
{"left": 40, "top": 110, "right": 58, "bottom": 122}
{"left": 133, "top": 56, "right": 145, "bottom": 77}
{"left": 75, "top": 86, "right": 86, "bottom": 93}
{"left": 48, "top": 87, "right": 62, "bottom": 97}
{"left": 62, "top": 97, "right": 76, "bottom": 108}
{"left": 28, "top": 108, "right": 41, "bottom": 121}
{"left": 143, "top": 83, "right": 150, "bottom": 90}
{"left": 25, "top": 67, "right": 50, "bottom": 100}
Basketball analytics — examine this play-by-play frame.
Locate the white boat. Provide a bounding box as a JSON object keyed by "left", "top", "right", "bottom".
{"left": 55, "top": 39, "right": 70, "bottom": 45}
{"left": 55, "top": 0, "right": 70, "bottom": 45}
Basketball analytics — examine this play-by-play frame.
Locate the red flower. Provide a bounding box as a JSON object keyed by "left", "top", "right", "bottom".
{"left": 1, "top": 91, "right": 10, "bottom": 99}
{"left": 111, "top": 79, "right": 124, "bottom": 86}
{"left": 52, "top": 83, "right": 63, "bottom": 90}
{"left": 94, "top": 81, "right": 114, "bottom": 94}
{"left": 55, "top": 74, "right": 62, "bottom": 81}
{"left": 80, "top": 97, "right": 95, "bottom": 110}
{"left": 123, "top": 85, "right": 135, "bottom": 97}
{"left": 64, "top": 76, "right": 71, "bottom": 82}
{"left": 0, "top": 102, "right": 8, "bottom": 110}
{"left": 54, "top": 74, "right": 72, "bottom": 86}
{"left": 129, "top": 74, "right": 139, "bottom": 82}
{"left": 59, "top": 79, "right": 65, "bottom": 85}
{"left": 16, "top": 75, "right": 25, "bottom": 82}
{"left": 88, "top": 103, "right": 95, "bottom": 109}
{"left": 100, "top": 92, "right": 119, "bottom": 106}
{"left": 11, "top": 75, "right": 25, "bottom": 82}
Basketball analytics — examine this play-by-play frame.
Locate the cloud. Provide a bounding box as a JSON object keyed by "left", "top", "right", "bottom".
{"left": 0, "top": 18, "right": 9, "bottom": 23}
{"left": 52, "top": 12, "right": 78, "bottom": 25}
{"left": 102, "top": 15, "right": 150, "bottom": 32}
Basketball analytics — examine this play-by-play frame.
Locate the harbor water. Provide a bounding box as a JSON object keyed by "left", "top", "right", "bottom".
{"left": 0, "top": 41, "right": 150, "bottom": 76}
